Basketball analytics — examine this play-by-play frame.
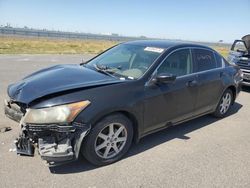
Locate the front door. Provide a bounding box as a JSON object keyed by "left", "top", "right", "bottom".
{"left": 143, "top": 48, "right": 198, "bottom": 133}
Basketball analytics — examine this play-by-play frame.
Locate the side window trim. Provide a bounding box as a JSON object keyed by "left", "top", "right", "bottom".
{"left": 179, "top": 49, "right": 224, "bottom": 78}
{"left": 214, "top": 51, "right": 225, "bottom": 68}
{"left": 213, "top": 52, "right": 218, "bottom": 67}
{"left": 148, "top": 46, "right": 224, "bottom": 83}
{"left": 191, "top": 48, "right": 198, "bottom": 73}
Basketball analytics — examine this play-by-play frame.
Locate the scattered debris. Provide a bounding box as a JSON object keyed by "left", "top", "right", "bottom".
{"left": 0, "top": 127, "right": 12, "bottom": 133}
{"left": 9, "top": 148, "right": 16, "bottom": 152}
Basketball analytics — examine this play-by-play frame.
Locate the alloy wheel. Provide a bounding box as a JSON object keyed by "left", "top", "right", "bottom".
{"left": 95, "top": 123, "right": 127, "bottom": 159}
{"left": 219, "top": 92, "right": 232, "bottom": 114}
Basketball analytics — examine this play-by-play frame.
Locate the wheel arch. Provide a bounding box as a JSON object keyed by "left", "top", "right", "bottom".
{"left": 213, "top": 84, "right": 237, "bottom": 113}
{"left": 89, "top": 110, "right": 141, "bottom": 143}
{"left": 227, "top": 85, "right": 237, "bottom": 103}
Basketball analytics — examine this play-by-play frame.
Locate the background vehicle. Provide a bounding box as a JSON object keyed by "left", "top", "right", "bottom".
{"left": 4, "top": 41, "right": 242, "bottom": 166}
{"left": 228, "top": 35, "right": 250, "bottom": 86}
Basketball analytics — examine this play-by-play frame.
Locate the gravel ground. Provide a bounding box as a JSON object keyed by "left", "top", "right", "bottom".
{"left": 0, "top": 55, "right": 250, "bottom": 188}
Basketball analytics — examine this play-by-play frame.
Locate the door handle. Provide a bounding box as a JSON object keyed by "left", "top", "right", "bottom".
{"left": 186, "top": 80, "right": 198, "bottom": 87}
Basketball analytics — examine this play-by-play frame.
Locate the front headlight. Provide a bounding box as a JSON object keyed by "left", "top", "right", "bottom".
{"left": 239, "top": 69, "right": 244, "bottom": 79}
{"left": 23, "top": 100, "right": 90, "bottom": 124}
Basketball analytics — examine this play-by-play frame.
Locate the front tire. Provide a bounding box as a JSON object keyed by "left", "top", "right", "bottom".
{"left": 213, "top": 89, "right": 233, "bottom": 118}
{"left": 81, "top": 113, "right": 133, "bottom": 166}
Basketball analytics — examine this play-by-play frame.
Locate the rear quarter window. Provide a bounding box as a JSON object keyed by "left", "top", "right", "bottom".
{"left": 193, "top": 49, "right": 217, "bottom": 72}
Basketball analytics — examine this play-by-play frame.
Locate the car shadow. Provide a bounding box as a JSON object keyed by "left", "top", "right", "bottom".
{"left": 50, "top": 102, "right": 243, "bottom": 174}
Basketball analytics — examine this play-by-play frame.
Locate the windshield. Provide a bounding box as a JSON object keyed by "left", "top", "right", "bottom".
{"left": 86, "top": 44, "right": 164, "bottom": 79}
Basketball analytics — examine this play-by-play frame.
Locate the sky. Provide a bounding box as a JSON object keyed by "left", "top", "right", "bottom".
{"left": 0, "top": 0, "right": 250, "bottom": 43}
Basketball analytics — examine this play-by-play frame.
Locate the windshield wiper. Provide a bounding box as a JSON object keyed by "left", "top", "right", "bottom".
{"left": 93, "top": 64, "right": 117, "bottom": 78}
{"left": 96, "top": 64, "right": 121, "bottom": 71}
{"left": 93, "top": 64, "right": 131, "bottom": 80}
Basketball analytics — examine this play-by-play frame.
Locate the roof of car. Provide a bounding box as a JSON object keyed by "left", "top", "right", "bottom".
{"left": 124, "top": 40, "right": 211, "bottom": 50}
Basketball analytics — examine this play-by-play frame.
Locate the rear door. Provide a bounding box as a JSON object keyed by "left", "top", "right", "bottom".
{"left": 192, "top": 48, "right": 224, "bottom": 114}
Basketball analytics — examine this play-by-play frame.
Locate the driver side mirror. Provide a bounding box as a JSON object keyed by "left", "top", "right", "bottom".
{"left": 153, "top": 73, "right": 176, "bottom": 84}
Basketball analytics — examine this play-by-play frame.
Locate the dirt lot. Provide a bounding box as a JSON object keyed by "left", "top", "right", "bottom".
{"left": 0, "top": 55, "right": 250, "bottom": 188}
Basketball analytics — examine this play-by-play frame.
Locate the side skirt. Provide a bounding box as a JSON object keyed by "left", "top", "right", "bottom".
{"left": 139, "top": 109, "right": 214, "bottom": 140}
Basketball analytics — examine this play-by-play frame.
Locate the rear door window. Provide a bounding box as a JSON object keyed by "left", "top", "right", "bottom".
{"left": 193, "top": 49, "right": 217, "bottom": 72}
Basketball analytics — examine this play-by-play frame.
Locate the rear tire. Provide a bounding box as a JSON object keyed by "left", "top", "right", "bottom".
{"left": 212, "top": 89, "right": 233, "bottom": 118}
{"left": 81, "top": 113, "right": 133, "bottom": 166}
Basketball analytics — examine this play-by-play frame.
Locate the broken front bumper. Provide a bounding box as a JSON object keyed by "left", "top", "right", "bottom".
{"left": 17, "top": 123, "right": 90, "bottom": 166}
{"left": 4, "top": 100, "right": 90, "bottom": 166}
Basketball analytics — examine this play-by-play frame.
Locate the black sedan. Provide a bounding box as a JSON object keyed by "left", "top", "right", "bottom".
{"left": 4, "top": 40, "right": 242, "bottom": 166}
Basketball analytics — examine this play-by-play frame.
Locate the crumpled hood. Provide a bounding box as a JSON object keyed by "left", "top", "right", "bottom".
{"left": 242, "top": 35, "right": 250, "bottom": 52}
{"left": 8, "top": 64, "right": 123, "bottom": 104}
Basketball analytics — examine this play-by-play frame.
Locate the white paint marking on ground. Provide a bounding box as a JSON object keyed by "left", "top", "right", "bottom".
{"left": 16, "top": 58, "right": 30, "bottom": 62}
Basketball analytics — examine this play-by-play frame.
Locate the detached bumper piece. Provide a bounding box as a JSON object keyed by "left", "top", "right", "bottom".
{"left": 15, "top": 136, "right": 35, "bottom": 156}
{"left": 38, "top": 137, "right": 74, "bottom": 166}
{"left": 4, "top": 99, "right": 24, "bottom": 123}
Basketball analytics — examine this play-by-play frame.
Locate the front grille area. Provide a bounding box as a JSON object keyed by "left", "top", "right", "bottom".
{"left": 26, "top": 124, "right": 76, "bottom": 133}
{"left": 236, "top": 60, "right": 250, "bottom": 70}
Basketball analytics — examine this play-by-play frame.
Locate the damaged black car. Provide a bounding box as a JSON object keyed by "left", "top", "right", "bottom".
{"left": 4, "top": 40, "right": 242, "bottom": 166}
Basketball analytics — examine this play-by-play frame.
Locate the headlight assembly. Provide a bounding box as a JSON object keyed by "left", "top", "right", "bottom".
{"left": 23, "top": 100, "right": 90, "bottom": 124}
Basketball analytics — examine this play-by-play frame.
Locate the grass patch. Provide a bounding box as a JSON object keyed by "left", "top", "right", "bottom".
{"left": 0, "top": 36, "right": 230, "bottom": 57}
{"left": 0, "top": 36, "right": 119, "bottom": 54}
{"left": 212, "top": 46, "right": 230, "bottom": 58}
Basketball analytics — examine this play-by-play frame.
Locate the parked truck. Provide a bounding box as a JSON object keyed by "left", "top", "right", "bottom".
{"left": 228, "top": 35, "right": 250, "bottom": 86}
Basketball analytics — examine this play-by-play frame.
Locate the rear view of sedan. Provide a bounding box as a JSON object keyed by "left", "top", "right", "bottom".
{"left": 4, "top": 40, "right": 242, "bottom": 166}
